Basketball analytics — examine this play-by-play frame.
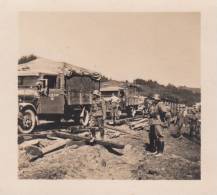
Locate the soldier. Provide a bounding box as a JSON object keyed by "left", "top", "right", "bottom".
{"left": 148, "top": 100, "right": 158, "bottom": 153}
{"left": 143, "top": 98, "right": 151, "bottom": 116}
{"left": 36, "top": 80, "right": 43, "bottom": 95}
{"left": 175, "top": 105, "right": 185, "bottom": 139}
{"left": 89, "top": 90, "right": 106, "bottom": 143}
{"left": 147, "top": 94, "right": 165, "bottom": 156}
{"left": 36, "top": 80, "right": 47, "bottom": 96}
{"left": 165, "top": 108, "right": 172, "bottom": 127}
{"left": 188, "top": 109, "right": 200, "bottom": 138}
{"left": 110, "top": 93, "right": 120, "bottom": 124}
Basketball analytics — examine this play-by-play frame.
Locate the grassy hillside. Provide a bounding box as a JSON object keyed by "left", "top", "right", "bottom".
{"left": 134, "top": 79, "right": 200, "bottom": 106}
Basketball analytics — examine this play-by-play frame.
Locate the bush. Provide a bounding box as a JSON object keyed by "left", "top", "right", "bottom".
{"left": 18, "top": 54, "right": 37, "bottom": 64}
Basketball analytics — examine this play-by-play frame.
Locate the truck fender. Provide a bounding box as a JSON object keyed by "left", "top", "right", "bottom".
{"left": 19, "top": 103, "right": 37, "bottom": 113}
{"left": 18, "top": 103, "right": 39, "bottom": 125}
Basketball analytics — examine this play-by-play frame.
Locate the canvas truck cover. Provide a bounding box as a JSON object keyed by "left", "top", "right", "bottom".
{"left": 100, "top": 86, "right": 124, "bottom": 92}
{"left": 18, "top": 57, "right": 102, "bottom": 81}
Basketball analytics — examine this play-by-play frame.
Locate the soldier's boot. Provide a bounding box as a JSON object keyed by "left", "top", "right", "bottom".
{"left": 160, "top": 141, "right": 165, "bottom": 153}
{"left": 112, "top": 116, "right": 116, "bottom": 126}
{"left": 148, "top": 135, "right": 156, "bottom": 153}
{"left": 100, "top": 128, "right": 105, "bottom": 140}
{"left": 90, "top": 128, "right": 96, "bottom": 143}
{"left": 156, "top": 139, "right": 161, "bottom": 154}
{"left": 155, "top": 140, "right": 164, "bottom": 156}
{"left": 189, "top": 127, "right": 194, "bottom": 138}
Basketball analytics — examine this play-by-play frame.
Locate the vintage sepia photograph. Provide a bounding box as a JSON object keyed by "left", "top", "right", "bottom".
{"left": 18, "top": 12, "right": 201, "bottom": 180}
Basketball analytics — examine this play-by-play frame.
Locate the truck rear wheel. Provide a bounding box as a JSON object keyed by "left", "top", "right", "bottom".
{"left": 18, "top": 109, "right": 36, "bottom": 134}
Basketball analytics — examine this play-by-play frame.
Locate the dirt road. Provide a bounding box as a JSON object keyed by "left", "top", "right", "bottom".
{"left": 18, "top": 123, "right": 200, "bottom": 180}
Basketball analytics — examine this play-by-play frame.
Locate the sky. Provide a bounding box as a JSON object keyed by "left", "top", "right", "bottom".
{"left": 19, "top": 12, "right": 200, "bottom": 88}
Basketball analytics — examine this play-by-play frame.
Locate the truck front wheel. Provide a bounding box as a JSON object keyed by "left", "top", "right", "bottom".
{"left": 18, "top": 109, "right": 36, "bottom": 134}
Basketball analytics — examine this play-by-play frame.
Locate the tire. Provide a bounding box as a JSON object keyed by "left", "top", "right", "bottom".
{"left": 18, "top": 109, "right": 36, "bottom": 134}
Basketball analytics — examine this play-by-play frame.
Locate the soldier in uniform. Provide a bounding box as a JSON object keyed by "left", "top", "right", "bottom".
{"left": 188, "top": 109, "right": 200, "bottom": 138}
{"left": 148, "top": 102, "right": 158, "bottom": 153}
{"left": 110, "top": 93, "right": 120, "bottom": 124}
{"left": 175, "top": 105, "right": 185, "bottom": 139}
{"left": 89, "top": 90, "right": 106, "bottom": 142}
{"left": 147, "top": 94, "right": 165, "bottom": 156}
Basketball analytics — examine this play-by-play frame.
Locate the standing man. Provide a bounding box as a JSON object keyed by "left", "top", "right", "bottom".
{"left": 165, "top": 105, "right": 172, "bottom": 127}
{"left": 148, "top": 99, "right": 158, "bottom": 153}
{"left": 188, "top": 109, "right": 199, "bottom": 138}
{"left": 175, "top": 105, "right": 185, "bottom": 139}
{"left": 148, "top": 94, "right": 165, "bottom": 156}
{"left": 89, "top": 90, "right": 106, "bottom": 142}
{"left": 110, "top": 93, "right": 120, "bottom": 125}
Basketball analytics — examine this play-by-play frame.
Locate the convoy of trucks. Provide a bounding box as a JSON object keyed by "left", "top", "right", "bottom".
{"left": 18, "top": 57, "right": 197, "bottom": 134}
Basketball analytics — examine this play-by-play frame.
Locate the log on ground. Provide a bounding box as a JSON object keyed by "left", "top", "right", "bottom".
{"left": 129, "top": 118, "right": 149, "bottom": 127}
{"left": 130, "top": 122, "right": 149, "bottom": 130}
{"left": 26, "top": 139, "right": 80, "bottom": 161}
{"left": 53, "top": 131, "right": 125, "bottom": 149}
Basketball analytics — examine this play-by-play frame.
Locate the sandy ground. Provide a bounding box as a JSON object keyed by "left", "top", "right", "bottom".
{"left": 18, "top": 123, "right": 200, "bottom": 180}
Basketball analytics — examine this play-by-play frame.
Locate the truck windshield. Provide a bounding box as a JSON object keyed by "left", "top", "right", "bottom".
{"left": 18, "top": 76, "right": 39, "bottom": 87}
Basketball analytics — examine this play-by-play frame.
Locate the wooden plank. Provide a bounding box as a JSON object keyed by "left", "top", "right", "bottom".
{"left": 19, "top": 139, "right": 40, "bottom": 150}
{"left": 26, "top": 139, "right": 74, "bottom": 161}
{"left": 18, "top": 132, "right": 55, "bottom": 144}
{"left": 41, "top": 139, "right": 72, "bottom": 154}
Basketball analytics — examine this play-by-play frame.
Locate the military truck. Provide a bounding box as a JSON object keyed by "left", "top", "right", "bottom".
{"left": 18, "top": 57, "right": 101, "bottom": 133}
{"left": 100, "top": 83, "right": 143, "bottom": 118}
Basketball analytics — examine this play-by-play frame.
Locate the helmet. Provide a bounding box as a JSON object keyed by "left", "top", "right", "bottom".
{"left": 93, "top": 90, "right": 100, "bottom": 96}
{"left": 152, "top": 94, "right": 161, "bottom": 101}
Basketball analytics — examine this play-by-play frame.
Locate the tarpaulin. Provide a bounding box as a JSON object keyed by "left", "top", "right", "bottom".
{"left": 18, "top": 57, "right": 102, "bottom": 81}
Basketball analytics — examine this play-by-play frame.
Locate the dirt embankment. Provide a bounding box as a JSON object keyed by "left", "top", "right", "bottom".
{"left": 18, "top": 124, "right": 200, "bottom": 180}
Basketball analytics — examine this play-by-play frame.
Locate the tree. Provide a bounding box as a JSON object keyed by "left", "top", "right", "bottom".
{"left": 100, "top": 75, "right": 109, "bottom": 82}
{"left": 18, "top": 54, "right": 37, "bottom": 64}
{"left": 133, "top": 78, "right": 200, "bottom": 105}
